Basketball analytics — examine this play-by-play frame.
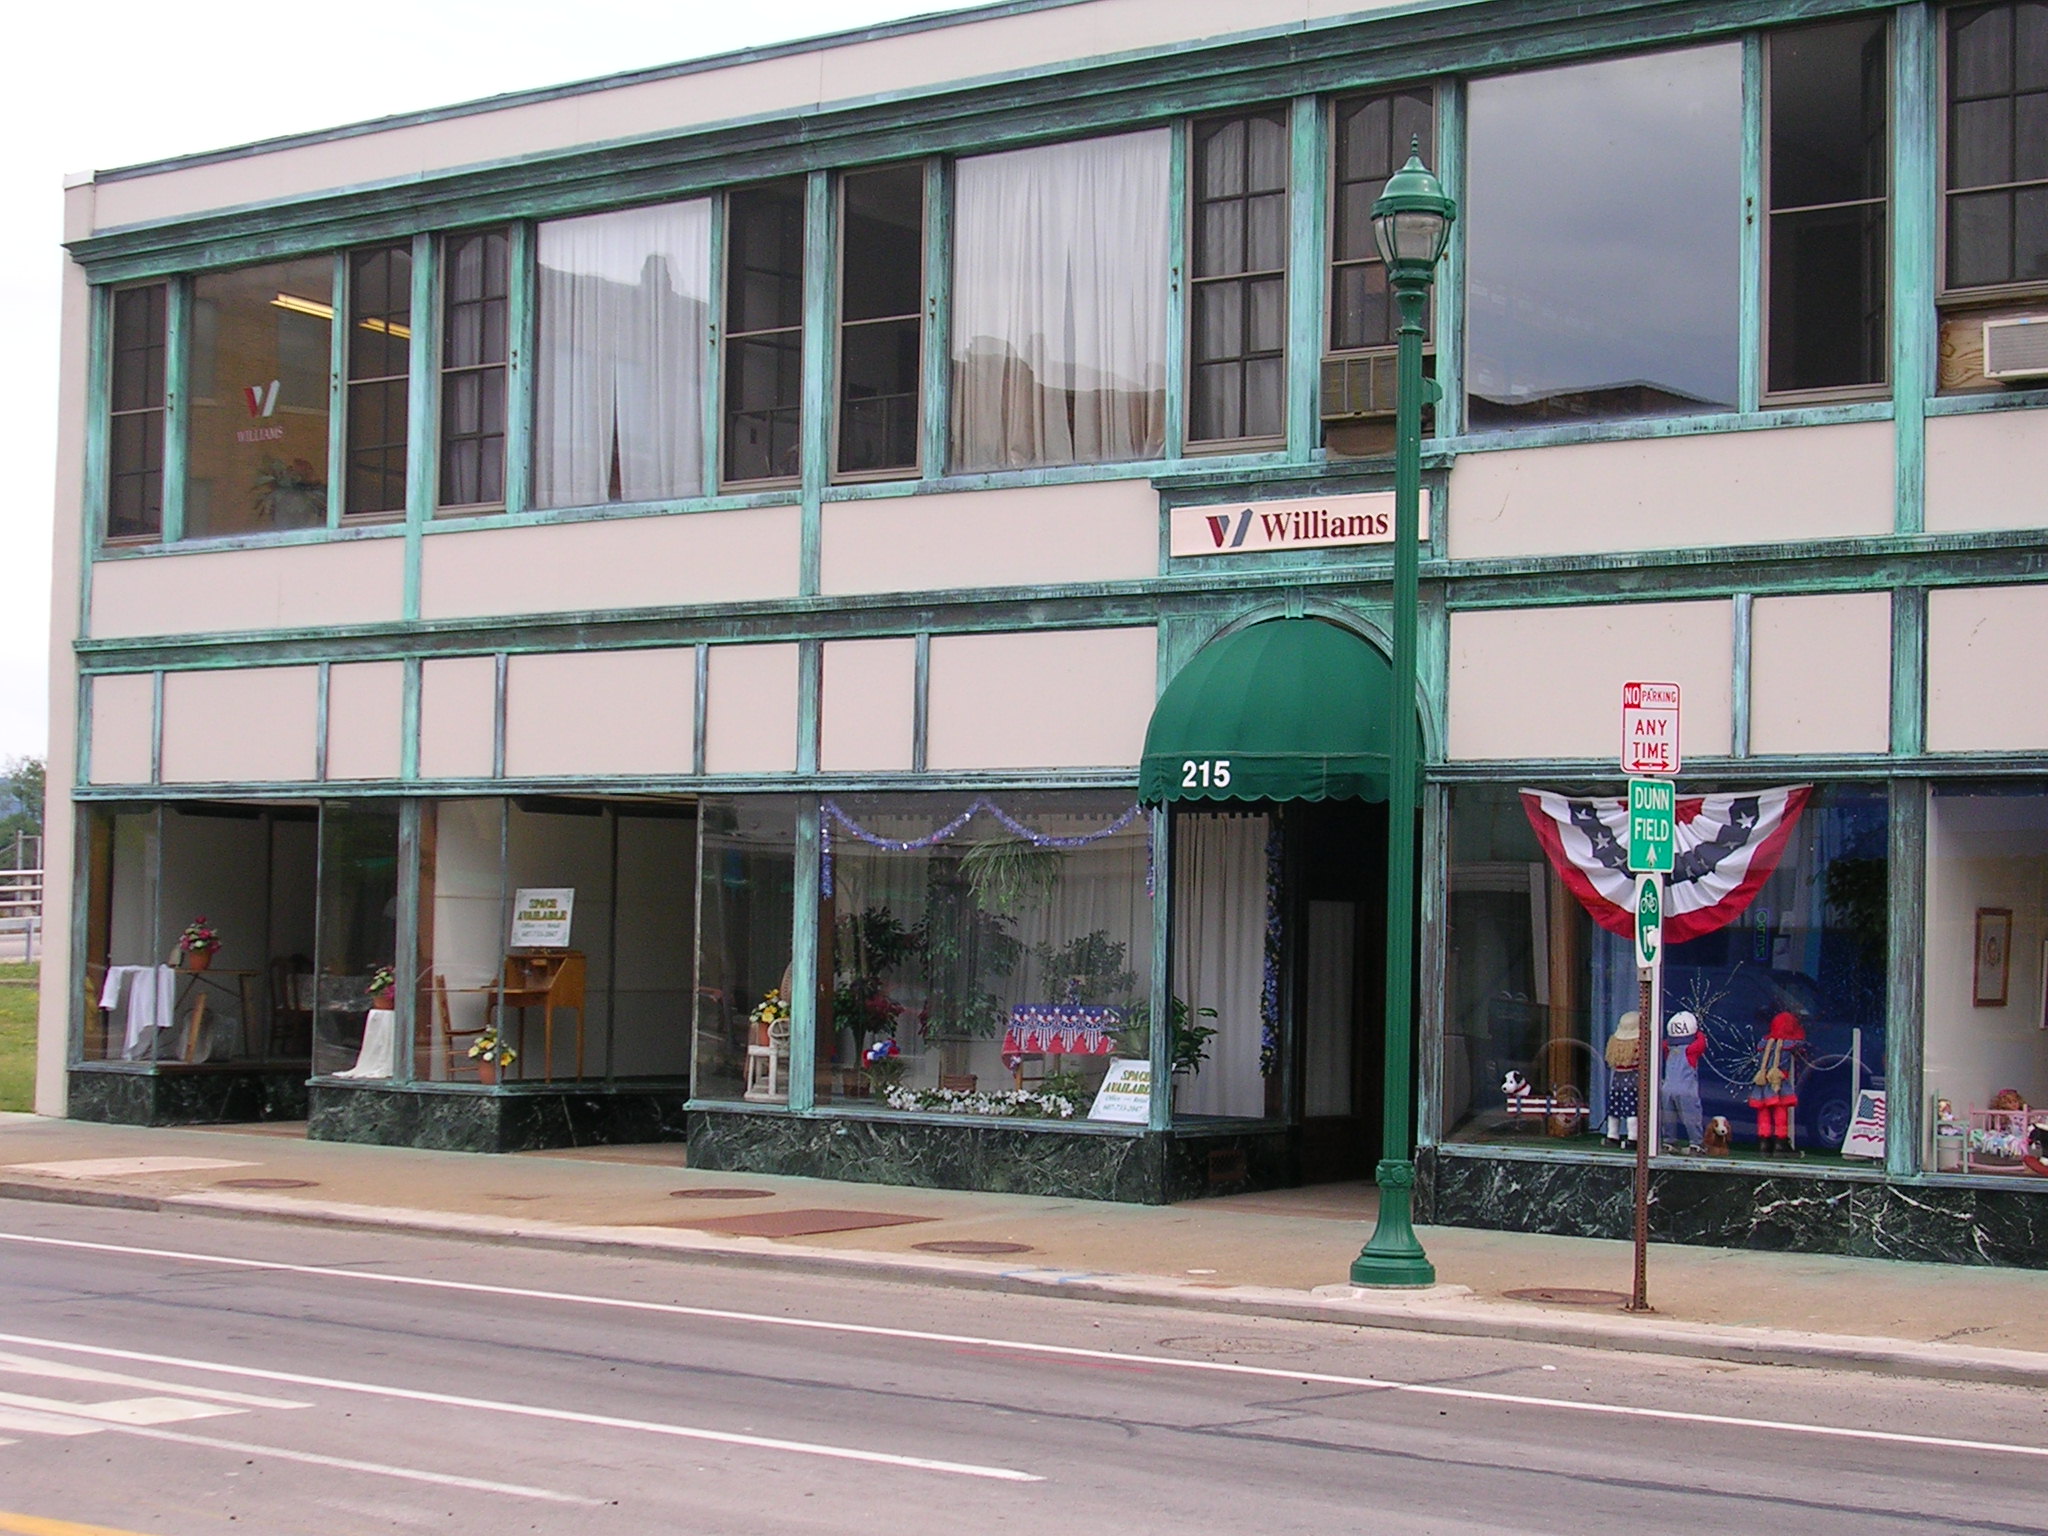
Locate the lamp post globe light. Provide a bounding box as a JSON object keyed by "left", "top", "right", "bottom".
{"left": 1351, "top": 143, "right": 1455, "bottom": 1289}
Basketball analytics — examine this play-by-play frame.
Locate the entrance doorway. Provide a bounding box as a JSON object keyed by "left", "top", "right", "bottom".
{"left": 1290, "top": 800, "right": 1388, "bottom": 1183}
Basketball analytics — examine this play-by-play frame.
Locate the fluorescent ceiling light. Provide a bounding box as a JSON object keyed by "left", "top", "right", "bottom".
{"left": 270, "top": 293, "right": 410, "bottom": 340}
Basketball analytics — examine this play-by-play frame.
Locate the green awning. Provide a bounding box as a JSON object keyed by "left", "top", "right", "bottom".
{"left": 1139, "top": 618, "right": 1396, "bottom": 804}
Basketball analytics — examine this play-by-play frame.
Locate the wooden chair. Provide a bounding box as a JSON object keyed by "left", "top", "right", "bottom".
{"left": 267, "top": 955, "right": 313, "bottom": 1059}
{"left": 486, "top": 951, "right": 587, "bottom": 1082}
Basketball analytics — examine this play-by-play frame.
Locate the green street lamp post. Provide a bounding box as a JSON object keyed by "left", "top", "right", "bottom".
{"left": 1351, "top": 143, "right": 1456, "bottom": 1289}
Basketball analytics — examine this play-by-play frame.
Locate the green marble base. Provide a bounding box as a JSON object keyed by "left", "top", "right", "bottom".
{"left": 309, "top": 1080, "right": 689, "bottom": 1153}
{"left": 689, "top": 1105, "right": 1301, "bottom": 1204}
{"left": 68, "top": 1065, "right": 309, "bottom": 1127}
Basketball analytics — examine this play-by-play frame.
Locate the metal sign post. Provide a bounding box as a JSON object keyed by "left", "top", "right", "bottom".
{"left": 1630, "top": 871, "right": 1661, "bottom": 1313}
{"left": 1621, "top": 682, "right": 1679, "bottom": 1314}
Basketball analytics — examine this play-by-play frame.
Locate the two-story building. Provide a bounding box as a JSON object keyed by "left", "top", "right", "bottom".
{"left": 39, "top": 0, "right": 2048, "bottom": 1266}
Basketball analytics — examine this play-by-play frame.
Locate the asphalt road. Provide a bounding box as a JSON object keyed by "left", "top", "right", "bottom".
{"left": 0, "top": 1200, "right": 2044, "bottom": 1536}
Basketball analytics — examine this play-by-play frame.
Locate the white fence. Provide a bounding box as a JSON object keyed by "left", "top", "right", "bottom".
{"left": 0, "top": 867, "right": 42, "bottom": 963}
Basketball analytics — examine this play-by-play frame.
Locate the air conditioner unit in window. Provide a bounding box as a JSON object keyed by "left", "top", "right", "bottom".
{"left": 1321, "top": 351, "right": 1399, "bottom": 421}
{"left": 1983, "top": 315, "right": 2048, "bottom": 381}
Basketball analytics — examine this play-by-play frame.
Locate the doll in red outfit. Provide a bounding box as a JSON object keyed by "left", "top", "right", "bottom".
{"left": 1749, "top": 1010, "right": 1807, "bottom": 1156}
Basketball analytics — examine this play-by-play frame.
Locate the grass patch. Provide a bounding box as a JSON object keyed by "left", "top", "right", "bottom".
{"left": 0, "top": 962, "right": 38, "bottom": 1112}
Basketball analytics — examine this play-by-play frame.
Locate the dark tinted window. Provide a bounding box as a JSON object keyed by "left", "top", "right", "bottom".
{"left": 837, "top": 166, "right": 923, "bottom": 477}
{"left": 725, "top": 180, "right": 806, "bottom": 484}
{"left": 1946, "top": 3, "right": 2048, "bottom": 288}
{"left": 107, "top": 284, "right": 167, "bottom": 540}
{"left": 1188, "top": 109, "right": 1288, "bottom": 443}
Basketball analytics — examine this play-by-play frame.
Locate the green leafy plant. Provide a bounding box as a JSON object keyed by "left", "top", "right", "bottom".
{"left": 1119, "top": 996, "right": 1220, "bottom": 1076}
{"left": 959, "top": 839, "right": 1062, "bottom": 915}
{"left": 1031, "top": 930, "right": 1135, "bottom": 1005}
{"left": 917, "top": 857, "right": 1020, "bottom": 1039}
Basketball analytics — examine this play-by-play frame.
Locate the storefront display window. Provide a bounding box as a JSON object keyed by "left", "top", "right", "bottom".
{"left": 81, "top": 804, "right": 318, "bottom": 1069}
{"left": 186, "top": 258, "right": 335, "bottom": 539}
{"left": 1925, "top": 784, "right": 2048, "bottom": 1177}
{"left": 1444, "top": 783, "right": 1887, "bottom": 1163}
{"left": 811, "top": 793, "right": 1151, "bottom": 1119}
{"left": 313, "top": 801, "right": 401, "bottom": 1078}
{"left": 694, "top": 797, "right": 799, "bottom": 1105}
{"left": 412, "top": 797, "right": 695, "bottom": 1086}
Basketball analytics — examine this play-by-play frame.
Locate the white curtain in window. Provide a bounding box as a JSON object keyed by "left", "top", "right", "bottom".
{"left": 1173, "top": 813, "right": 1268, "bottom": 1119}
{"left": 534, "top": 200, "right": 711, "bottom": 507}
{"left": 951, "top": 131, "right": 1170, "bottom": 471}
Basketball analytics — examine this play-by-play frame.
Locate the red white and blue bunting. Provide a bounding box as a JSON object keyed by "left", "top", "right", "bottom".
{"left": 1519, "top": 785, "right": 1814, "bottom": 945}
{"left": 820, "top": 799, "right": 1147, "bottom": 898}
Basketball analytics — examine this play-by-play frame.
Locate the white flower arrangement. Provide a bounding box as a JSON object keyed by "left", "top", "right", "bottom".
{"left": 883, "top": 1084, "right": 1078, "bottom": 1119}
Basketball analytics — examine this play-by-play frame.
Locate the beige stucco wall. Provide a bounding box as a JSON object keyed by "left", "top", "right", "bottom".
{"left": 927, "top": 627, "right": 1157, "bottom": 769}
{"left": 89, "top": 537, "right": 405, "bottom": 639}
{"left": 91, "top": 0, "right": 1403, "bottom": 230}
{"left": 1927, "top": 585, "right": 2048, "bottom": 752}
{"left": 820, "top": 482, "right": 1158, "bottom": 596}
{"left": 820, "top": 638, "right": 917, "bottom": 772}
{"left": 419, "top": 507, "right": 801, "bottom": 621}
{"left": 504, "top": 649, "right": 696, "bottom": 777}
{"left": 1446, "top": 423, "right": 1895, "bottom": 560}
{"left": 325, "top": 661, "right": 407, "bottom": 781}
{"left": 160, "top": 667, "right": 321, "bottom": 783}
{"left": 1925, "top": 411, "right": 2048, "bottom": 534}
{"left": 1749, "top": 592, "right": 1892, "bottom": 756}
{"left": 1447, "top": 600, "right": 1735, "bottom": 760}
{"left": 704, "top": 644, "right": 801, "bottom": 774}
{"left": 418, "top": 656, "right": 499, "bottom": 779}
{"left": 87, "top": 673, "right": 155, "bottom": 786}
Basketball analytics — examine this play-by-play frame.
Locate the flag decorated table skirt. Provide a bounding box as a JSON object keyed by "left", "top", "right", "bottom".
{"left": 1003, "top": 1005, "right": 1125, "bottom": 1069}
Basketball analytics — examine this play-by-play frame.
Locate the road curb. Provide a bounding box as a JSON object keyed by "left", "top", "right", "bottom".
{"left": 8, "top": 1172, "right": 2048, "bottom": 1388}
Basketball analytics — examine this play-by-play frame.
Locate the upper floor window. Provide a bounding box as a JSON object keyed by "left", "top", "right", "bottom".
{"left": 1188, "top": 109, "right": 1288, "bottom": 446}
{"left": 1766, "top": 16, "right": 1890, "bottom": 397}
{"left": 1945, "top": 2, "right": 2048, "bottom": 291}
{"left": 534, "top": 201, "right": 711, "bottom": 508}
{"left": 1466, "top": 44, "right": 1741, "bottom": 426}
{"left": 951, "top": 131, "right": 1169, "bottom": 471}
{"left": 837, "top": 164, "right": 925, "bottom": 479}
{"left": 439, "top": 228, "right": 510, "bottom": 510}
{"left": 1325, "top": 88, "right": 1434, "bottom": 455}
{"left": 187, "top": 257, "right": 333, "bottom": 538}
{"left": 345, "top": 243, "right": 412, "bottom": 518}
{"left": 724, "top": 179, "right": 807, "bottom": 486}
{"left": 106, "top": 284, "right": 167, "bottom": 541}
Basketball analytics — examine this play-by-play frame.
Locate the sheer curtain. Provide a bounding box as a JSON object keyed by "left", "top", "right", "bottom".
{"left": 952, "top": 131, "right": 1170, "bottom": 471}
{"left": 1173, "top": 813, "right": 1268, "bottom": 1119}
{"left": 535, "top": 200, "right": 711, "bottom": 507}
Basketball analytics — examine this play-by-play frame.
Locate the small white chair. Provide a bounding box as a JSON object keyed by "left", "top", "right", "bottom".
{"left": 744, "top": 1019, "right": 791, "bottom": 1102}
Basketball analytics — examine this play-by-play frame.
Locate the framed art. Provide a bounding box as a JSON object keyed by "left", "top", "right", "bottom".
{"left": 1973, "top": 907, "right": 2013, "bottom": 1007}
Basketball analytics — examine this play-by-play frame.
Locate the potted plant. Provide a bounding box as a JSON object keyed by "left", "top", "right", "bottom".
{"left": 177, "top": 918, "right": 221, "bottom": 973}
{"left": 917, "top": 856, "right": 1020, "bottom": 1078}
{"left": 863, "top": 1036, "right": 906, "bottom": 1094}
{"left": 467, "top": 1030, "right": 517, "bottom": 1085}
{"left": 367, "top": 966, "right": 397, "bottom": 1010}
{"left": 1118, "top": 996, "right": 1220, "bottom": 1078}
{"left": 748, "top": 987, "right": 790, "bottom": 1048}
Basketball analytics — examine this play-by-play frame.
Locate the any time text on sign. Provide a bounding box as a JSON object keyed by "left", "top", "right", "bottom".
{"left": 1620, "top": 680, "right": 1682, "bottom": 776}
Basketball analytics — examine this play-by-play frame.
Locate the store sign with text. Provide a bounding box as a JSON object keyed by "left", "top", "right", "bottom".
{"left": 1169, "top": 490, "right": 1431, "bottom": 558}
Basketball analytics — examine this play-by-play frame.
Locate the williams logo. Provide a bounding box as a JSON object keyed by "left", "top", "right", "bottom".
{"left": 236, "top": 379, "right": 287, "bottom": 445}
{"left": 1169, "top": 490, "right": 1430, "bottom": 559}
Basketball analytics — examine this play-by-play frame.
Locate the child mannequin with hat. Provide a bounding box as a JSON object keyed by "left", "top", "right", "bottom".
{"left": 1602, "top": 1010, "right": 1643, "bottom": 1147}
{"left": 1660, "top": 1010, "right": 1708, "bottom": 1154}
{"left": 1750, "top": 1010, "right": 1807, "bottom": 1156}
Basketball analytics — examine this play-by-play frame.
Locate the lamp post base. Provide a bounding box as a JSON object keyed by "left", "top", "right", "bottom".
{"left": 1349, "top": 1157, "right": 1437, "bottom": 1288}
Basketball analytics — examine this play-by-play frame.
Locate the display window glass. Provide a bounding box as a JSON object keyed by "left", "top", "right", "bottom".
{"left": 80, "top": 803, "right": 319, "bottom": 1070}
{"left": 811, "top": 792, "right": 1151, "bottom": 1121}
{"left": 1925, "top": 784, "right": 2048, "bottom": 1177}
{"left": 693, "top": 797, "right": 800, "bottom": 1105}
{"left": 313, "top": 801, "right": 402, "bottom": 1079}
{"left": 185, "top": 258, "right": 335, "bottom": 539}
{"left": 411, "top": 797, "right": 695, "bottom": 1087}
{"left": 1443, "top": 783, "right": 1887, "bottom": 1164}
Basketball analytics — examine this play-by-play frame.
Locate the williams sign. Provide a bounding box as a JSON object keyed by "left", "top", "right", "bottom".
{"left": 1169, "top": 491, "right": 1431, "bottom": 558}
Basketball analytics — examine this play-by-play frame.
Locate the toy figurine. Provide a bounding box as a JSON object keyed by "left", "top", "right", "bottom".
{"left": 1703, "top": 1116, "right": 1733, "bottom": 1155}
{"left": 1502, "top": 1070, "right": 1532, "bottom": 1131}
{"left": 1661, "top": 1010, "right": 1708, "bottom": 1153}
{"left": 1750, "top": 1010, "right": 1808, "bottom": 1156}
{"left": 1603, "top": 1010, "right": 1642, "bottom": 1147}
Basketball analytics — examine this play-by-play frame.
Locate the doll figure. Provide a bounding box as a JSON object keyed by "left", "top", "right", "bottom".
{"left": 1749, "top": 1010, "right": 1807, "bottom": 1155}
{"left": 1602, "top": 1010, "right": 1643, "bottom": 1146}
{"left": 1661, "top": 1010, "right": 1708, "bottom": 1152}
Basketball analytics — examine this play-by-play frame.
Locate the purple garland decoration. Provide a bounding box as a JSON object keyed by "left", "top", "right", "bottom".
{"left": 1260, "top": 817, "right": 1284, "bottom": 1077}
{"left": 820, "top": 798, "right": 1142, "bottom": 898}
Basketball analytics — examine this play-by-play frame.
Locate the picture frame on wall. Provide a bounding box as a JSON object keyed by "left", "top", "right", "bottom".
{"left": 1974, "top": 908, "right": 2013, "bottom": 1007}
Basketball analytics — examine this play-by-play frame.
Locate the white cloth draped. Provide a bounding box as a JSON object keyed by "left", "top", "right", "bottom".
{"left": 101, "top": 964, "right": 176, "bottom": 1059}
{"left": 1172, "top": 814, "right": 1268, "bottom": 1119}
{"left": 534, "top": 200, "right": 712, "bottom": 508}
{"left": 951, "top": 131, "right": 1170, "bottom": 471}
{"left": 335, "top": 1008, "right": 398, "bottom": 1080}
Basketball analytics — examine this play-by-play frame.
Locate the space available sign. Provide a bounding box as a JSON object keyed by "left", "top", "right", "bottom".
{"left": 1169, "top": 490, "right": 1432, "bottom": 558}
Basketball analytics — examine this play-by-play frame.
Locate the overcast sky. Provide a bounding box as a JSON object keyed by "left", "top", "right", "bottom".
{"left": 0, "top": 0, "right": 980, "bottom": 768}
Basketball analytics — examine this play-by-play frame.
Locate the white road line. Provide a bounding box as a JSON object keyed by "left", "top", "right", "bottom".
{"left": 3, "top": 1229, "right": 2045, "bottom": 1464}
{"left": 0, "top": 1332, "right": 1039, "bottom": 1484}
{"left": 89, "top": 1421, "right": 606, "bottom": 1506}
{"left": 0, "top": 1350, "right": 306, "bottom": 1409}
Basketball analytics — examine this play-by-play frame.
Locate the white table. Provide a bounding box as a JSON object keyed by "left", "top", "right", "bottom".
{"left": 334, "top": 1008, "right": 397, "bottom": 1079}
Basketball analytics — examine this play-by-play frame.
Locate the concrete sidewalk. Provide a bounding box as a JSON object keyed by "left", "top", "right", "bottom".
{"left": 4, "top": 1111, "right": 2047, "bottom": 1387}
